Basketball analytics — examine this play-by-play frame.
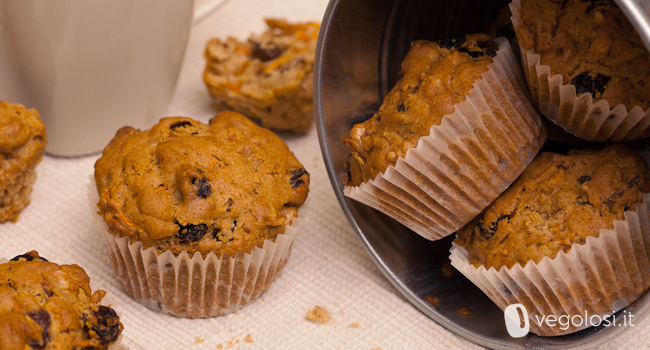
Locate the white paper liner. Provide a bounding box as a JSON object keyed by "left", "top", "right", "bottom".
{"left": 509, "top": 0, "right": 650, "bottom": 142}
{"left": 0, "top": 257, "right": 123, "bottom": 349}
{"left": 344, "top": 38, "right": 547, "bottom": 241}
{"left": 450, "top": 193, "right": 650, "bottom": 337}
{"left": 87, "top": 179, "right": 308, "bottom": 318}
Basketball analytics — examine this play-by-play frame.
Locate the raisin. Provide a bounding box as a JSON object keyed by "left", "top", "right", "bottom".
{"left": 470, "top": 40, "right": 498, "bottom": 58}
{"left": 11, "top": 252, "right": 47, "bottom": 262}
{"left": 27, "top": 309, "right": 50, "bottom": 349}
{"left": 438, "top": 35, "right": 466, "bottom": 50}
{"left": 397, "top": 101, "right": 406, "bottom": 112}
{"left": 230, "top": 219, "right": 237, "bottom": 233}
{"left": 250, "top": 41, "right": 282, "bottom": 61}
{"left": 170, "top": 121, "right": 192, "bottom": 130}
{"left": 289, "top": 168, "right": 309, "bottom": 189}
{"left": 177, "top": 223, "right": 208, "bottom": 242}
{"left": 192, "top": 177, "right": 211, "bottom": 199}
{"left": 603, "top": 189, "right": 625, "bottom": 206}
{"left": 571, "top": 72, "right": 610, "bottom": 96}
{"left": 578, "top": 175, "right": 592, "bottom": 185}
{"left": 489, "top": 214, "right": 511, "bottom": 232}
{"left": 83, "top": 305, "right": 121, "bottom": 345}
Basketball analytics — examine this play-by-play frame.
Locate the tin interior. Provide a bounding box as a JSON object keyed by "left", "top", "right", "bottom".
{"left": 314, "top": 0, "right": 650, "bottom": 348}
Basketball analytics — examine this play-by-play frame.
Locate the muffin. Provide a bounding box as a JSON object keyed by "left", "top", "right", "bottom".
{"left": 0, "top": 101, "right": 47, "bottom": 223}
{"left": 0, "top": 251, "right": 122, "bottom": 349}
{"left": 451, "top": 144, "right": 650, "bottom": 336}
{"left": 92, "top": 111, "right": 310, "bottom": 317}
{"left": 203, "top": 19, "right": 319, "bottom": 133}
{"left": 511, "top": 0, "right": 650, "bottom": 141}
{"left": 342, "top": 34, "right": 546, "bottom": 240}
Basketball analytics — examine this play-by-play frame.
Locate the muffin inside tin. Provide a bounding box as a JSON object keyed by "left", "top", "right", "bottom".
{"left": 314, "top": 0, "right": 650, "bottom": 348}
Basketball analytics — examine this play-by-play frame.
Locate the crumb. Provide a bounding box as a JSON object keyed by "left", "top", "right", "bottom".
{"left": 371, "top": 347, "right": 383, "bottom": 350}
{"left": 339, "top": 310, "right": 344, "bottom": 315}
{"left": 306, "top": 305, "right": 332, "bottom": 325}
{"left": 457, "top": 306, "right": 472, "bottom": 317}
{"left": 349, "top": 322, "right": 359, "bottom": 328}
{"left": 217, "top": 344, "right": 223, "bottom": 349}
{"left": 324, "top": 256, "right": 328, "bottom": 260}
{"left": 244, "top": 334, "right": 254, "bottom": 343}
{"left": 195, "top": 337, "right": 204, "bottom": 344}
{"left": 235, "top": 311, "right": 239, "bottom": 315}
{"left": 424, "top": 295, "right": 439, "bottom": 307}
{"left": 441, "top": 261, "right": 455, "bottom": 278}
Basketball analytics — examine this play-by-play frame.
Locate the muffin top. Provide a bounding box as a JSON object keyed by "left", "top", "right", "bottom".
{"left": 342, "top": 34, "right": 498, "bottom": 185}
{"left": 0, "top": 101, "right": 47, "bottom": 172}
{"left": 94, "top": 111, "right": 309, "bottom": 258}
{"left": 0, "top": 251, "right": 122, "bottom": 350}
{"left": 456, "top": 144, "right": 650, "bottom": 270}
{"left": 515, "top": 0, "right": 650, "bottom": 111}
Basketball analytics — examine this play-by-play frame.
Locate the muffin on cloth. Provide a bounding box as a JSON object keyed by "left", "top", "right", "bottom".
{"left": 511, "top": 0, "right": 650, "bottom": 142}
{"left": 451, "top": 144, "right": 650, "bottom": 336}
{"left": 203, "top": 19, "right": 319, "bottom": 133}
{"left": 91, "top": 111, "right": 310, "bottom": 317}
{"left": 0, "top": 251, "right": 122, "bottom": 349}
{"left": 0, "top": 101, "right": 47, "bottom": 223}
{"left": 342, "top": 34, "right": 546, "bottom": 240}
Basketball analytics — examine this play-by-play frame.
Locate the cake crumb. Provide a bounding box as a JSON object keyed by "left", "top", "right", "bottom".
{"left": 441, "top": 261, "right": 455, "bottom": 278}
{"left": 217, "top": 344, "right": 223, "bottom": 349}
{"left": 457, "top": 306, "right": 472, "bottom": 317}
{"left": 306, "top": 305, "right": 332, "bottom": 324}
{"left": 244, "top": 334, "right": 254, "bottom": 343}
{"left": 425, "top": 295, "right": 439, "bottom": 307}
{"left": 371, "top": 347, "right": 383, "bottom": 350}
{"left": 195, "top": 337, "right": 204, "bottom": 344}
{"left": 349, "top": 322, "right": 359, "bottom": 328}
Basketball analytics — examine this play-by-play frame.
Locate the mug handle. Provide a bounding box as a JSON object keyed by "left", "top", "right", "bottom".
{"left": 193, "top": 0, "right": 225, "bottom": 23}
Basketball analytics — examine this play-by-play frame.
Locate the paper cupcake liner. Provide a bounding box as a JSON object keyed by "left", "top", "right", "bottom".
{"left": 87, "top": 179, "right": 307, "bottom": 318}
{"left": 0, "top": 258, "right": 123, "bottom": 349}
{"left": 510, "top": 0, "right": 650, "bottom": 142}
{"left": 344, "top": 38, "right": 547, "bottom": 241}
{"left": 450, "top": 193, "right": 650, "bottom": 336}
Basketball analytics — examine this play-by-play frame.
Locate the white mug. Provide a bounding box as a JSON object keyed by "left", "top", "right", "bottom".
{"left": 0, "top": 0, "right": 198, "bottom": 157}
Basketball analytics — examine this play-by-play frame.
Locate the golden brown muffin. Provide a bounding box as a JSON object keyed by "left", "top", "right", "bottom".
{"left": 342, "top": 34, "right": 499, "bottom": 185}
{"left": 203, "top": 19, "right": 319, "bottom": 133}
{"left": 94, "top": 111, "right": 310, "bottom": 258}
{"left": 515, "top": 0, "right": 650, "bottom": 111}
{"left": 456, "top": 143, "right": 650, "bottom": 270}
{"left": 0, "top": 101, "right": 47, "bottom": 223}
{"left": 0, "top": 251, "right": 122, "bottom": 350}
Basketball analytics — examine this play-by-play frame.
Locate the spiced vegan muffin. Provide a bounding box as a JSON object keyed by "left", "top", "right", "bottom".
{"left": 512, "top": 0, "right": 650, "bottom": 141}
{"left": 0, "top": 251, "right": 122, "bottom": 349}
{"left": 92, "top": 111, "right": 309, "bottom": 317}
{"left": 0, "top": 101, "right": 47, "bottom": 223}
{"left": 451, "top": 143, "right": 650, "bottom": 336}
{"left": 342, "top": 34, "right": 546, "bottom": 240}
{"left": 203, "top": 19, "right": 319, "bottom": 132}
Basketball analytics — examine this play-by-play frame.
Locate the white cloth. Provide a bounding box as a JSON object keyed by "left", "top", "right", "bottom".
{"left": 2, "top": 0, "right": 650, "bottom": 349}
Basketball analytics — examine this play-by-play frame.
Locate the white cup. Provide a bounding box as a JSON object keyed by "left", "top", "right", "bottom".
{"left": 0, "top": 0, "right": 197, "bottom": 157}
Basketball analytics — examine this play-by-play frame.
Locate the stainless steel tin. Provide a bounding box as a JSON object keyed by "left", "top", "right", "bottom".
{"left": 314, "top": 0, "right": 650, "bottom": 348}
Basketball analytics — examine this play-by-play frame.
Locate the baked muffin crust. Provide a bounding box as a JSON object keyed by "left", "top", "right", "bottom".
{"left": 342, "top": 34, "right": 499, "bottom": 185}
{"left": 94, "top": 111, "right": 309, "bottom": 258}
{"left": 456, "top": 143, "right": 650, "bottom": 270}
{"left": 515, "top": 0, "right": 650, "bottom": 110}
{"left": 0, "top": 251, "right": 122, "bottom": 350}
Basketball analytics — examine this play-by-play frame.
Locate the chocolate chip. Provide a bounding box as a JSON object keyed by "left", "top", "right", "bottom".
{"left": 177, "top": 223, "right": 208, "bottom": 242}
{"left": 170, "top": 121, "right": 193, "bottom": 130}
{"left": 289, "top": 168, "right": 309, "bottom": 189}
{"left": 192, "top": 177, "right": 211, "bottom": 199}
{"left": 571, "top": 72, "right": 610, "bottom": 96}
{"left": 397, "top": 101, "right": 406, "bottom": 112}
{"left": 83, "top": 305, "right": 121, "bottom": 345}
{"left": 27, "top": 309, "right": 50, "bottom": 349}
{"left": 10, "top": 253, "right": 48, "bottom": 262}
{"left": 230, "top": 219, "right": 237, "bottom": 233}
{"left": 627, "top": 176, "right": 641, "bottom": 188}
{"left": 578, "top": 175, "right": 592, "bottom": 185}
{"left": 250, "top": 41, "right": 282, "bottom": 61}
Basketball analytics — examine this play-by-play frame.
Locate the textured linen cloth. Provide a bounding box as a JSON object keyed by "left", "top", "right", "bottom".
{"left": 2, "top": 0, "right": 650, "bottom": 349}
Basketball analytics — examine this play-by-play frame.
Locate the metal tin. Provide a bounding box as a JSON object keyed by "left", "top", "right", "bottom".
{"left": 314, "top": 0, "right": 650, "bottom": 348}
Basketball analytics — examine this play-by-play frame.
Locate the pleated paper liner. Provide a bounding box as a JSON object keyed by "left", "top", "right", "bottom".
{"left": 510, "top": 0, "right": 650, "bottom": 142}
{"left": 450, "top": 193, "right": 650, "bottom": 337}
{"left": 87, "top": 179, "right": 307, "bottom": 318}
{"left": 0, "top": 257, "right": 123, "bottom": 349}
{"left": 345, "top": 37, "right": 547, "bottom": 241}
